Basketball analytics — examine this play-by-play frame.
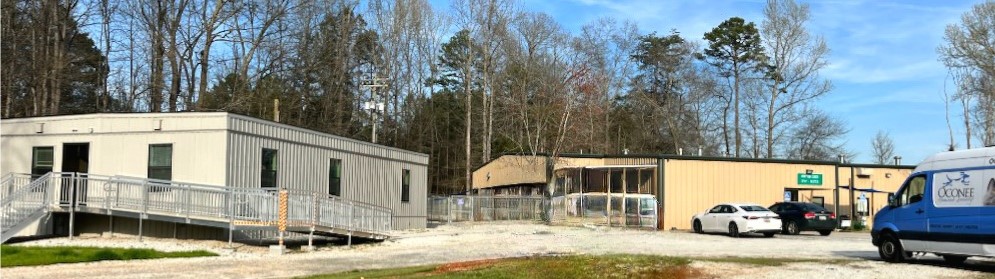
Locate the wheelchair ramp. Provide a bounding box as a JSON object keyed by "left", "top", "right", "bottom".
{"left": 0, "top": 172, "right": 392, "bottom": 243}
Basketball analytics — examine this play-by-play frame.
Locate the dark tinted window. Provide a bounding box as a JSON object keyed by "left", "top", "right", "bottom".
{"left": 261, "top": 149, "right": 278, "bottom": 188}
{"left": 798, "top": 203, "right": 828, "bottom": 212}
{"left": 768, "top": 204, "right": 782, "bottom": 212}
{"left": 31, "top": 147, "right": 54, "bottom": 179}
{"left": 328, "top": 159, "right": 341, "bottom": 196}
{"left": 709, "top": 206, "right": 723, "bottom": 213}
{"left": 401, "top": 169, "right": 410, "bottom": 202}
{"left": 739, "top": 205, "right": 770, "bottom": 212}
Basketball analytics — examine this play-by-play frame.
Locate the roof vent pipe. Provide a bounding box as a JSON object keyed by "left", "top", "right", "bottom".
{"left": 894, "top": 156, "right": 902, "bottom": 165}
{"left": 678, "top": 148, "right": 683, "bottom": 155}
{"left": 698, "top": 146, "right": 703, "bottom": 156}
{"left": 838, "top": 154, "right": 845, "bottom": 164}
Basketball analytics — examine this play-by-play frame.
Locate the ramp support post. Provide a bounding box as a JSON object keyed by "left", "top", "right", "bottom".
{"left": 69, "top": 174, "right": 76, "bottom": 240}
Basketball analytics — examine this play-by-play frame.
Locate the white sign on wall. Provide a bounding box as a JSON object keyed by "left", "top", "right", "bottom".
{"left": 932, "top": 169, "right": 995, "bottom": 207}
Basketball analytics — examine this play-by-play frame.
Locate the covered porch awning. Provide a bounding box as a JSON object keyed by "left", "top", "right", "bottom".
{"left": 838, "top": 185, "right": 892, "bottom": 193}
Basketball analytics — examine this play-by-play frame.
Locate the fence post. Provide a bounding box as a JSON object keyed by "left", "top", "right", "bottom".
{"left": 227, "top": 189, "right": 234, "bottom": 248}
{"left": 348, "top": 201, "right": 354, "bottom": 248}
{"left": 185, "top": 184, "right": 192, "bottom": 221}
{"left": 139, "top": 180, "right": 148, "bottom": 242}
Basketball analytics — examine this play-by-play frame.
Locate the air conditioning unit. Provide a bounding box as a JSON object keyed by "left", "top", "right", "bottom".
{"left": 857, "top": 168, "right": 874, "bottom": 176}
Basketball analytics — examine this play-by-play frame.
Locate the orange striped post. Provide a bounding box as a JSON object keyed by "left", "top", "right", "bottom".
{"left": 278, "top": 190, "right": 288, "bottom": 246}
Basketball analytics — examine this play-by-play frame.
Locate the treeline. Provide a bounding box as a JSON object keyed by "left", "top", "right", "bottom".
{"left": 2, "top": 0, "right": 992, "bottom": 194}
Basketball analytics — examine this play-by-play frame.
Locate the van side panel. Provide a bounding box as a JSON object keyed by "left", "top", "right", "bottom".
{"left": 927, "top": 167, "right": 995, "bottom": 256}
{"left": 981, "top": 169, "right": 995, "bottom": 256}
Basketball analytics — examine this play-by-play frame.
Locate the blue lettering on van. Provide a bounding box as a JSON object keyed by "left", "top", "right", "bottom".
{"left": 942, "top": 172, "right": 970, "bottom": 187}
{"left": 937, "top": 184, "right": 974, "bottom": 201}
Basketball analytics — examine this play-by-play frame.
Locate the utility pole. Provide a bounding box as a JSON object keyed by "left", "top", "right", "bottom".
{"left": 362, "top": 71, "right": 387, "bottom": 144}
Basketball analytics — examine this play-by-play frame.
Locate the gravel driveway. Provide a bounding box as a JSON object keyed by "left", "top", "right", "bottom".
{"left": 2, "top": 221, "right": 993, "bottom": 279}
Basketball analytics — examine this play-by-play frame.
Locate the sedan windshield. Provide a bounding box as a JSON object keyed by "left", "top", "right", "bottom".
{"left": 738, "top": 205, "right": 770, "bottom": 212}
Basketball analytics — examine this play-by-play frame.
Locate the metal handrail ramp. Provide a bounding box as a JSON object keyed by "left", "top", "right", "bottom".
{"left": 0, "top": 172, "right": 392, "bottom": 244}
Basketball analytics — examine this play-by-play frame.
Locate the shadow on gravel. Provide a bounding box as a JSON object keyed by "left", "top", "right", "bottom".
{"left": 831, "top": 251, "right": 879, "bottom": 260}
{"left": 905, "top": 258, "right": 995, "bottom": 273}
{"left": 833, "top": 251, "right": 995, "bottom": 273}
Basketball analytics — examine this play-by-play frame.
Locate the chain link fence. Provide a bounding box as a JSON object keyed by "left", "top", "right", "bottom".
{"left": 428, "top": 195, "right": 545, "bottom": 223}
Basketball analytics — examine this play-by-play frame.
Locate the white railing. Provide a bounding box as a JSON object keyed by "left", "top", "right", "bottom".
{"left": 1, "top": 173, "right": 35, "bottom": 201}
{"left": 285, "top": 190, "right": 392, "bottom": 235}
{"left": 1, "top": 173, "right": 53, "bottom": 236}
{"left": 1, "top": 172, "right": 392, "bottom": 241}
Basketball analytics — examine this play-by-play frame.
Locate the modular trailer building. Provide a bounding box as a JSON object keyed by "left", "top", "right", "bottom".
{"left": 1, "top": 112, "right": 428, "bottom": 240}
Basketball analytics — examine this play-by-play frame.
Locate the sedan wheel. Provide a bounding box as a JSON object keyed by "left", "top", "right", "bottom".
{"left": 728, "top": 222, "right": 740, "bottom": 238}
{"left": 693, "top": 220, "right": 703, "bottom": 234}
{"left": 785, "top": 221, "right": 800, "bottom": 235}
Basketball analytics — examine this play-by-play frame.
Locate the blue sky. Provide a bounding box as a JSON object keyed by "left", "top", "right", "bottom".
{"left": 513, "top": 0, "right": 982, "bottom": 164}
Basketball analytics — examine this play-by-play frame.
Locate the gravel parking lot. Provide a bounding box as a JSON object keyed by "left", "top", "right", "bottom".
{"left": 2, "top": 221, "right": 993, "bottom": 279}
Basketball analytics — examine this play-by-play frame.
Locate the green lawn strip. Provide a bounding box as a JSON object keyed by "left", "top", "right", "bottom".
{"left": 302, "top": 254, "right": 695, "bottom": 279}
{"left": 1, "top": 245, "right": 217, "bottom": 267}
{"left": 692, "top": 256, "right": 857, "bottom": 267}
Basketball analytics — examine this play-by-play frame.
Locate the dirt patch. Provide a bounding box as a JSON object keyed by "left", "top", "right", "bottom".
{"left": 432, "top": 258, "right": 503, "bottom": 273}
{"left": 640, "top": 265, "right": 704, "bottom": 279}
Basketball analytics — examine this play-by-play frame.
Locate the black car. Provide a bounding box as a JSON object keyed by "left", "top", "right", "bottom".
{"left": 768, "top": 202, "right": 836, "bottom": 236}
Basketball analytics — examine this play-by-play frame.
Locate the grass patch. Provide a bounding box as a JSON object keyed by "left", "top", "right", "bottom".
{"left": 693, "top": 256, "right": 856, "bottom": 267}
{"left": 0, "top": 245, "right": 217, "bottom": 267}
{"left": 303, "top": 254, "right": 698, "bottom": 279}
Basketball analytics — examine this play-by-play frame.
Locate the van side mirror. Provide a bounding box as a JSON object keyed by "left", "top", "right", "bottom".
{"left": 888, "top": 196, "right": 899, "bottom": 208}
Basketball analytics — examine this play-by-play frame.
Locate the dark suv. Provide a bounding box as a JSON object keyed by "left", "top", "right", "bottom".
{"left": 768, "top": 202, "right": 836, "bottom": 236}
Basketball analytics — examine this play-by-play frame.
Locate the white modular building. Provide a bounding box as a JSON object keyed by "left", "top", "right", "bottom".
{"left": 1, "top": 112, "right": 427, "bottom": 242}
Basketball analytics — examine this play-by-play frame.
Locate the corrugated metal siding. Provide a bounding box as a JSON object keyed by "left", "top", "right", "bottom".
{"left": 604, "top": 157, "right": 657, "bottom": 165}
{"left": 661, "top": 160, "right": 913, "bottom": 230}
{"left": 225, "top": 116, "right": 429, "bottom": 230}
{"left": 473, "top": 155, "right": 546, "bottom": 189}
{"left": 662, "top": 159, "right": 838, "bottom": 230}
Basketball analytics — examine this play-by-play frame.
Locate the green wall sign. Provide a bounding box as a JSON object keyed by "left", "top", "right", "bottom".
{"left": 797, "top": 173, "right": 823, "bottom": 185}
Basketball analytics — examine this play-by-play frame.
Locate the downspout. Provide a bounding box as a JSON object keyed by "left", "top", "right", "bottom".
{"left": 834, "top": 158, "right": 841, "bottom": 229}
{"left": 545, "top": 155, "right": 553, "bottom": 224}
{"left": 850, "top": 166, "right": 857, "bottom": 227}
{"left": 656, "top": 157, "right": 665, "bottom": 230}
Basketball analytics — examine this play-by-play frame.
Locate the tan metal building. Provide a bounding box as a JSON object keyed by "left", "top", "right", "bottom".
{"left": 472, "top": 154, "right": 914, "bottom": 230}
{"left": 1, "top": 112, "right": 429, "bottom": 237}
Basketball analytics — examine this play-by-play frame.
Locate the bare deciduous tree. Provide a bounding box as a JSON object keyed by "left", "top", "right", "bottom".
{"left": 939, "top": 1, "right": 995, "bottom": 147}
{"left": 759, "top": 0, "right": 832, "bottom": 158}
{"left": 871, "top": 130, "right": 895, "bottom": 164}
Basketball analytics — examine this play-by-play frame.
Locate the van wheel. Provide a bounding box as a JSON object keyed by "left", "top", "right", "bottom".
{"left": 785, "top": 221, "right": 800, "bottom": 235}
{"left": 728, "top": 222, "right": 740, "bottom": 238}
{"left": 878, "top": 234, "right": 909, "bottom": 263}
{"left": 941, "top": 255, "right": 968, "bottom": 264}
{"left": 693, "top": 220, "right": 703, "bottom": 234}
{"left": 818, "top": 230, "right": 832, "bottom": 236}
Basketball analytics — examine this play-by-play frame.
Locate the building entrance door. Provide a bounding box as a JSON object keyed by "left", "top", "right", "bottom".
{"left": 60, "top": 143, "right": 90, "bottom": 206}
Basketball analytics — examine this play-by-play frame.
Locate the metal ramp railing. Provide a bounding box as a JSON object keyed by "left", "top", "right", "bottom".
{"left": 1, "top": 173, "right": 54, "bottom": 243}
{"left": 0, "top": 172, "right": 392, "bottom": 244}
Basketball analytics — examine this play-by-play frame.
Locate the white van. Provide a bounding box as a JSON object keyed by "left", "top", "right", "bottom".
{"left": 871, "top": 146, "right": 995, "bottom": 263}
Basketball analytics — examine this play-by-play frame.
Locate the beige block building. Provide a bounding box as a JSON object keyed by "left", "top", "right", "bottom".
{"left": 472, "top": 154, "right": 914, "bottom": 230}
